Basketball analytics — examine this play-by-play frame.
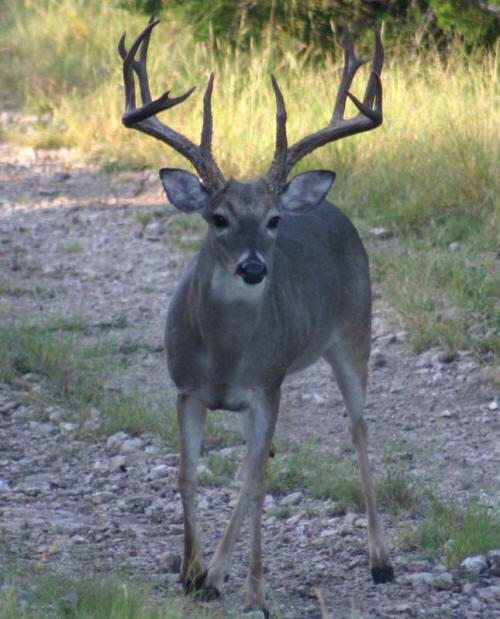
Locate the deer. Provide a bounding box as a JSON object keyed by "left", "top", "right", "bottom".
{"left": 119, "top": 16, "right": 393, "bottom": 614}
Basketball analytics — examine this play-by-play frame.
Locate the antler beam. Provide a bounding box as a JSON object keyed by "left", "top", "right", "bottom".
{"left": 119, "top": 17, "right": 225, "bottom": 192}
{"left": 266, "top": 27, "right": 384, "bottom": 193}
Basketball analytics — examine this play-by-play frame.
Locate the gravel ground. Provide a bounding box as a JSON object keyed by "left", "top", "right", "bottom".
{"left": 0, "top": 143, "right": 499, "bottom": 617}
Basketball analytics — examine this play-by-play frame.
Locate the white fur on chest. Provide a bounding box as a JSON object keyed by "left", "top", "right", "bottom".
{"left": 210, "top": 266, "right": 266, "bottom": 304}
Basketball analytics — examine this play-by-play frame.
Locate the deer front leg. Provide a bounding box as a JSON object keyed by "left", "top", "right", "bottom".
{"left": 351, "top": 415, "right": 393, "bottom": 583}
{"left": 177, "top": 393, "right": 207, "bottom": 592}
{"left": 325, "top": 345, "right": 393, "bottom": 583}
{"left": 205, "top": 390, "right": 279, "bottom": 611}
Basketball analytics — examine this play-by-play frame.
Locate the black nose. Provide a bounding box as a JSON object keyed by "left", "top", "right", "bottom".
{"left": 236, "top": 260, "right": 268, "bottom": 285}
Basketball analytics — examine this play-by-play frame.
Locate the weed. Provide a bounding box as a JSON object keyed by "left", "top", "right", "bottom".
{"left": 270, "top": 505, "right": 292, "bottom": 519}
{"left": 198, "top": 452, "right": 239, "bottom": 487}
{"left": 403, "top": 496, "right": 500, "bottom": 566}
{"left": 266, "top": 443, "right": 364, "bottom": 509}
{"left": 376, "top": 454, "right": 420, "bottom": 516}
{"left": 101, "top": 393, "right": 177, "bottom": 446}
{"left": 203, "top": 411, "right": 243, "bottom": 450}
{"left": 0, "top": 563, "right": 199, "bottom": 618}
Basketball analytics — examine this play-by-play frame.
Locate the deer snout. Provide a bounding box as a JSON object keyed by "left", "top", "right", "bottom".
{"left": 236, "top": 258, "right": 268, "bottom": 285}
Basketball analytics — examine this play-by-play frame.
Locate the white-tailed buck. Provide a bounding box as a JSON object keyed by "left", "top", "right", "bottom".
{"left": 119, "top": 16, "right": 393, "bottom": 614}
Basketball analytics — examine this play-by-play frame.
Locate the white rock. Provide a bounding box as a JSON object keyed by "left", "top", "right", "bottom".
{"left": 460, "top": 555, "right": 488, "bottom": 575}
{"left": 106, "top": 431, "right": 129, "bottom": 451}
{"left": 120, "top": 437, "right": 143, "bottom": 453}
{"left": 279, "top": 491, "right": 302, "bottom": 506}
{"left": 432, "top": 572, "right": 455, "bottom": 590}
{"left": 405, "top": 572, "right": 433, "bottom": 587}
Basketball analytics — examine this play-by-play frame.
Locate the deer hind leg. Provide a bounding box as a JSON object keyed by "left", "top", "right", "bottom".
{"left": 177, "top": 393, "right": 208, "bottom": 593}
{"left": 324, "top": 344, "right": 393, "bottom": 584}
{"left": 205, "top": 390, "right": 279, "bottom": 611}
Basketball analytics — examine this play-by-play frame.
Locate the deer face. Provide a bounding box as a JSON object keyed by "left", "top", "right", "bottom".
{"left": 160, "top": 168, "right": 335, "bottom": 288}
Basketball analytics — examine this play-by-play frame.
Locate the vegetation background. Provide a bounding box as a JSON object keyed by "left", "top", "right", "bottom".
{"left": 1, "top": 0, "right": 498, "bottom": 364}
{"left": 0, "top": 0, "right": 499, "bottom": 616}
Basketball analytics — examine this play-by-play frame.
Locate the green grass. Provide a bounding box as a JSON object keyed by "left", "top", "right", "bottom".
{"left": 266, "top": 442, "right": 365, "bottom": 510}
{"left": 198, "top": 451, "right": 240, "bottom": 487}
{"left": 0, "top": 321, "right": 175, "bottom": 442}
{"left": 0, "top": 564, "right": 225, "bottom": 618}
{"left": 403, "top": 497, "right": 500, "bottom": 566}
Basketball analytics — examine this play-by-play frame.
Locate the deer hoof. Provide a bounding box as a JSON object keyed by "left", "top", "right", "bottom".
{"left": 181, "top": 569, "right": 207, "bottom": 595}
{"left": 199, "top": 584, "right": 220, "bottom": 602}
{"left": 371, "top": 564, "right": 394, "bottom": 584}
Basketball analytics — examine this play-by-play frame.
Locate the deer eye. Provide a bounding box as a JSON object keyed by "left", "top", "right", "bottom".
{"left": 212, "top": 214, "right": 229, "bottom": 229}
{"left": 267, "top": 215, "right": 281, "bottom": 230}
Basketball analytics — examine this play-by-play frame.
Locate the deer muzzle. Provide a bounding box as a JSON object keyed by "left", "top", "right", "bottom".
{"left": 236, "top": 258, "right": 268, "bottom": 285}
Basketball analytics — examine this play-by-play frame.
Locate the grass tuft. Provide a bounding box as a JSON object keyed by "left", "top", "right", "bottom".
{"left": 403, "top": 496, "right": 500, "bottom": 566}
{"left": 0, "top": 321, "right": 175, "bottom": 441}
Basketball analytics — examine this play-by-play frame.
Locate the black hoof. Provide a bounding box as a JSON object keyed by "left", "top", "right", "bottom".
{"left": 199, "top": 584, "right": 220, "bottom": 602}
{"left": 244, "top": 606, "right": 270, "bottom": 618}
{"left": 181, "top": 570, "right": 207, "bottom": 595}
{"left": 371, "top": 564, "right": 394, "bottom": 584}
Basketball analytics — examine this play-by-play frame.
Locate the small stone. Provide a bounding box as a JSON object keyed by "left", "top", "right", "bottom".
{"left": 149, "top": 464, "right": 169, "bottom": 480}
{"left": 108, "top": 455, "right": 127, "bottom": 472}
{"left": 344, "top": 512, "right": 358, "bottom": 526}
{"left": 488, "top": 400, "right": 498, "bottom": 411}
{"left": 449, "top": 241, "right": 461, "bottom": 251}
{"left": 478, "top": 586, "right": 500, "bottom": 601}
{"left": 405, "top": 572, "right": 433, "bottom": 587}
{"left": 60, "top": 422, "right": 78, "bottom": 433}
{"left": 243, "top": 611, "right": 267, "bottom": 619}
{"left": 159, "top": 551, "right": 181, "bottom": 573}
{"left": 120, "top": 437, "right": 143, "bottom": 453}
{"left": 106, "top": 431, "right": 129, "bottom": 451}
{"left": 279, "top": 491, "right": 302, "bottom": 507}
{"left": 487, "top": 549, "right": 500, "bottom": 576}
{"left": 460, "top": 555, "right": 488, "bottom": 576}
{"left": 461, "top": 581, "right": 476, "bottom": 594}
{"left": 372, "top": 351, "right": 387, "bottom": 368}
{"left": 432, "top": 571, "right": 455, "bottom": 590}
{"left": 320, "top": 527, "right": 337, "bottom": 538}
{"left": 91, "top": 491, "right": 115, "bottom": 504}
{"left": 370, "top": 227, "right": 393, "bottom": 239}
{"left": 0, "top": 478, "right": 11, "bottom": 492}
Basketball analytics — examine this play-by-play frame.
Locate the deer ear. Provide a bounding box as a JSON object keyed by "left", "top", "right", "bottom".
{"left": 280, "top": 170, "right": 335, "bottom": 213}
{"left": 159, "top": 168, "right": 210, "bottom": 213}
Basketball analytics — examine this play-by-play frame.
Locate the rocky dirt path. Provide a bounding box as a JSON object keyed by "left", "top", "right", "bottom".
{"left": 0, "top": 143, "right": 499, "bottom": 617}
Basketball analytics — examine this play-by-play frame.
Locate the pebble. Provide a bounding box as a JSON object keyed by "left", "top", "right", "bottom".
{"left": 460, "top": 554, "right": 488, "bottom": 576}
{"left": 279, "top": 492, "right": 302, "bottom": 507}
{"left": 158, "top": 551, "right": 181, "bottom": 573}
{"left": 120, "top": 437, "right": 144, "bottom": 453}
{"left": 370, "top": 227, "right": 393, "bottom": 239}
{"left": 432, "top": 572, "right": 455, "bottom": 590}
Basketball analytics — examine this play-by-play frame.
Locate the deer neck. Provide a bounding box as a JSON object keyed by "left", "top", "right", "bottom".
{"left": 189, "top": 242, "right": 268, "bottom": 376}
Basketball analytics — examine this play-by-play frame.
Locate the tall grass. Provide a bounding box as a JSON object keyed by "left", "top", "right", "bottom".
{"left": 1, "top": 0, "right": 498, "bottom": 360}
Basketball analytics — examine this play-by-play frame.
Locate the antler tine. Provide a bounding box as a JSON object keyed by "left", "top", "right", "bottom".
{"left": 266, "top": 23, "right": 384, "bottom": 193}
{"left": 266, "top": 75, "right": 288, "bottom": 192}
{"left": 118, "top": 20, "right": 225, "bottom": 191}
{"left": 363, "top": 26, "right": 384, "bottom": 107}
{"left": 331, "top": 27, "right": 365, "bottom": 123}
{"left": 199, "top": 73, "right": 225, "bottom": 190}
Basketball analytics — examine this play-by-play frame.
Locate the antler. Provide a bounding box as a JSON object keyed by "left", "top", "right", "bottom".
{"left": 266, "top": 26, "right": 384, "bottom": 193}
{"left": 118, "top": 17, "right": 225, "bottom": 192}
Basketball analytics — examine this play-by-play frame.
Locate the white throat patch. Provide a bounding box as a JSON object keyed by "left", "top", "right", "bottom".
{"left": 211, "top": 265, "right": 266, "bottom": 304}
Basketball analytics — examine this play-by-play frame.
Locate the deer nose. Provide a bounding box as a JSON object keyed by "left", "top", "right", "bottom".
{"left": 236, "top": 259, "right": 268, "bottom": 285}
